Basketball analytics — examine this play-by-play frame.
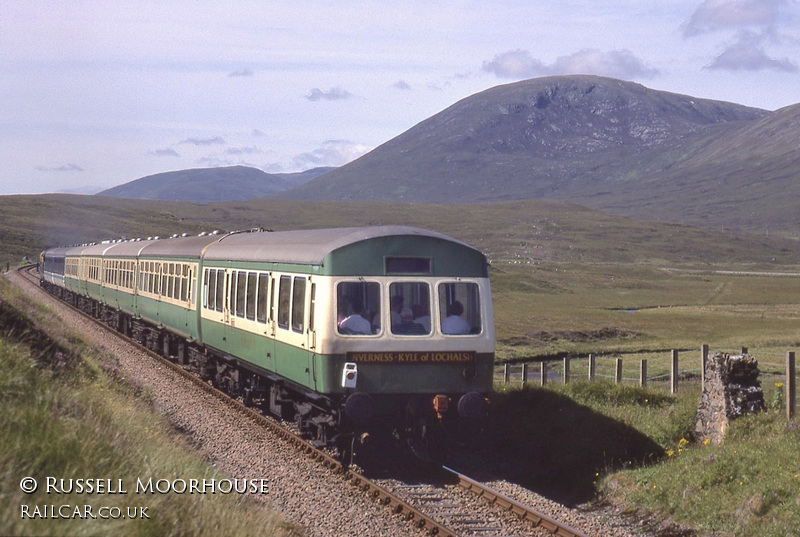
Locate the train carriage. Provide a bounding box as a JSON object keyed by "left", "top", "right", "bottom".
{"left": 41, "top": 226, "right": 495, "bottom": 462}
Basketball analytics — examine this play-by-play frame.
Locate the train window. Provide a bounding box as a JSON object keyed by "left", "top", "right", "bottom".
{"left": 246, "top": 272, "right": 257, "bottom": 320}
{"left": 277, "top": 276, "right": 291, "bottom": 329}
{"left": 292, "top": 277, "right": 306, "bottom": 333}
{"left": 309, "top": 283, "right": 316, "bottom": 332}
{"left": 236, "top": 271, "right": 247, "bottom": 318}
{"left": 181, "top": 268, "right": 189, "bottom": 302}
{"left": 438, "top": 282, "right": 481, "bottom": 335}
{"left": 257, "top": 273, "right": 269, "bottom": 323}
{"left": 206, "top": 269, "right": 217, "bottom": 308}
{"left": 215, "top": 271, "right": 225, "bottom": 312}
{"left": 161, "top": 266, "right": 168, "bottom": 296}
{"left": 388, "top": 282, "right": 431, "bottom": 336}
{"left": 228, "top": 273, "right": 236, "bottom": 313}
{"left": 168, "top": 265, "right": 176, "bottom": 298}
{"left": 385, "top": 257, "right": 431, "bottom": 274}
{"left": 337, "top": 281, "right": 381, "bottom": 336}
{"left": 270, "top": 278, "right": 276, "bottom": 322}
{"left": 149, "top": 266, "right": 156, "bottom": 294}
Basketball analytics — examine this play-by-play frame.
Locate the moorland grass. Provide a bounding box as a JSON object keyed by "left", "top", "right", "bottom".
{"left": 493, "top": 380, "right": 800, "bottom": 536}
{"left": 0, "top": 282, "right": 296, "bottom": 537}
{"left": 491, "top": 262, "right": 800, "bottom": 361}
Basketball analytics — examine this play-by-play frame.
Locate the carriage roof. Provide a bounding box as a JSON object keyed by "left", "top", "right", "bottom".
{"left": 202, "top": 226, "right": 487, "bottom": 276}
{"left": 48, "top": 226, "right": 488, "bottom": 277}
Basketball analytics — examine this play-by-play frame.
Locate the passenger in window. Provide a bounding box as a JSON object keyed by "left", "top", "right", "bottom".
{"left": 441, "top": 301, "right": 471, "bottom": 335}
{"left": 413, "top": 303, "right": 431, "bottom": 333}
{"left": 339, "top": 300, "right": 372, "bottom": 335}
{"left": 392, "top": 307, "right": 427, "bottom": 335}
{"left": 373, "top": 294, "right": 403, "bottom": 331}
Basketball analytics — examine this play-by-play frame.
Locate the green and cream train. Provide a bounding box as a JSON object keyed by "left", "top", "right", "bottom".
{"left": 40, "top": 226, "right": 494, "bottom": 460}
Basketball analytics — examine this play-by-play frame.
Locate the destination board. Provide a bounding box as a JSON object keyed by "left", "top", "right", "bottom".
{"left": 347, "top": 351, "right": 475, "bottom": 364}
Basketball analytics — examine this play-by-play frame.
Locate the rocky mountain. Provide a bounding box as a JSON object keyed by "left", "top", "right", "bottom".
{"left": 98, "top": 166, "right": 332, "bottom": 203}
{"left": 274, "top": 75, "right": 800, "bottom": 232}
{"left": 99, "top": 76, "right": 799, "bottom": 233}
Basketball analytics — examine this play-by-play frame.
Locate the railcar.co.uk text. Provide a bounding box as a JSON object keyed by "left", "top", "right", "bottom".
{"left": 19, "top": 476, "right": 271, "bottom": 520}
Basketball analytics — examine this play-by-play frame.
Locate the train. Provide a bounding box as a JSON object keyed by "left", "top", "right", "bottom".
{"left": 39, "top": 226, "right": 495, "bottom": 463}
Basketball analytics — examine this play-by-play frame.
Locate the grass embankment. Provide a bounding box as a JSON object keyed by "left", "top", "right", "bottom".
{"left": 0, "top": 279, "right": 296, "bottom": 537}
{"left": 488, "top": 380, "right": 800, "bottom": 536}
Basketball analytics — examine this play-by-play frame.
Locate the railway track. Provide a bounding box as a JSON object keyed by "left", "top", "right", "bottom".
{"left": 15, "top": 265, "right": 594, "bottom": 537}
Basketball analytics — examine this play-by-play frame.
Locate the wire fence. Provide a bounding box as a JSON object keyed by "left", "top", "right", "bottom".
{"left": 494, "top": 345, "right": 798, "bottom": 421}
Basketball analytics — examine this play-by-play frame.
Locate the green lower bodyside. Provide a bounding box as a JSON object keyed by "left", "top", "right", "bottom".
{"left": 201, "top": 319, "right": 494, "bottom": 397}
{"left": 101, "top": 287, "right": 136, "bottom": 317}
{"left": 136, "top": 296, "right": 199, "bottom": 340}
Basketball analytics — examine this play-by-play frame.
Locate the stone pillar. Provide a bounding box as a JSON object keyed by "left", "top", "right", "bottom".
{"left": 694, "top": 353, "right": 765, "bottom": 445}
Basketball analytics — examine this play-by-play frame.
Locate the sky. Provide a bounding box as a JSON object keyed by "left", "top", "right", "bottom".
{"left": 1, "top": 0, "right": 798, "bottom": 196}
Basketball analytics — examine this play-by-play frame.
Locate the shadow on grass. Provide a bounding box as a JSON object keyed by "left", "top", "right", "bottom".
{"left": 478, "top": 387, "right": 665, "bottom": 506}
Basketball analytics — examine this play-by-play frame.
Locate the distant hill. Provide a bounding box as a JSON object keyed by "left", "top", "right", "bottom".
{"left": 274, "top": 75, "right": 800, "bottom": 232}
{"left": 98, "top": 166, "right": 333, "bottom": 202}
{"left": 97, "top": 76, "right": 800, "bottom": 233}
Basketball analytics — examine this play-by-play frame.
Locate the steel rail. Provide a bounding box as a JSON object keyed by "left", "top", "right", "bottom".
{"left": 442, "top": 465, "right": 591, "bottom": 537}
{"left": 22, "top": 266, "right": 591, "bottom": 537}
{"left": 17, "top": 266, "right": 458, "bottom": 537}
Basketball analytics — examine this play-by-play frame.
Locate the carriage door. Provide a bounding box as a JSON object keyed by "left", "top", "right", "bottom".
{"left": 222, "top": 269, "right": 236, "bottom": 354}
{"left": 275, "top": 275, "right": 312, "bottom": 387}
{"left": 307, "top": 281, "right": 318, "bottom": 390}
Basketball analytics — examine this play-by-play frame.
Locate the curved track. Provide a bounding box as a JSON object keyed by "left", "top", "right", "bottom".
{"left": 17, "top": 265, "right": 593, "bottom": 537}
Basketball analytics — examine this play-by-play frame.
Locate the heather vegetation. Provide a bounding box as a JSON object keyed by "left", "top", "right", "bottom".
{"left": 3, "top": 193, "right": 800, "bottom": 535}
{"left": 0, "top": 278, "right": 294, "bottom": 537}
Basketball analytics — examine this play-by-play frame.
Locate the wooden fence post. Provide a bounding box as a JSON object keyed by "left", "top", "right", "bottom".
{"left": 640, "top": 359, "right": 647, "bottom": 388}
{"left": 615, "top": 358, "right": 623, "bottom": 385}
{"left": 503, "top": 363, "right": 510, "bottom": 385}
{"left": 540, "top": 361, "right": 548, "bottom": 386}
{"left": 563, "top": 357, "right": 570, "bottom": 384}
{"left": 787, "top": 351, "right": 796, "bottom": 421}
{"left": 588, "top": 353, "right": 596, "bottom": 381}
{"left": 522, "top": 363, "right": 528, "bottom": 389}
{"left": 670, "top": 350, "right": 679, "bottom": 394}
{"left": 701, "top": 344, "right": 709, "bottom": 392}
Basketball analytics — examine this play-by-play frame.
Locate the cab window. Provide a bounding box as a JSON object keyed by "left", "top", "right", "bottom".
{"left": 388, "top": 282, "right": 431, "bottom": 336}
{"left": 337, "top": 281, "right": 381, "bottom": 336}
{"left": 438, "top": 282, "right": 481, "bottom": 335}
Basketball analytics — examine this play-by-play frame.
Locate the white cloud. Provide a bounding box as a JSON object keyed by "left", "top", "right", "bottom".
{"left": 225, "top": 146, "right": 260, "bottom": 155}
{"left": 305, "top": 87, "right": 353, "bottom": 101}
{"left": 707, "top": 32, "right": 798, "bottom": 71}
{"left": 683, "top": 0, "right": 787, "bottom": 36}
{"left": 290, "top": 140, "right": 369, "bottom": 169}
{"left": 683, "top": 0, "right": 798, "bottom": 72}
{"left": 150, "top": 148, "right": 180, "bottom": 157}
{"left": 180, "top": 136, "right": 226, "bottom": 146}
{"left": 228, "top": 68, "right": 254, "bottom": 77}
{"left": 2, "top": 1, "right": 799, "bottom": 195}
{"left": 35, "top": 163, "right": 83, "bottom": 172}
{"left": 482, "top": 50, "right": 546, "bottom": 78}
{"left": 482, "top": 49, "right": 657, "bottom": 80}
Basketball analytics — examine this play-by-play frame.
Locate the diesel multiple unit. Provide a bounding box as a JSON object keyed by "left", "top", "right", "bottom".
{"left": 40, "top": 226, "right": 494, "bottom": 461}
